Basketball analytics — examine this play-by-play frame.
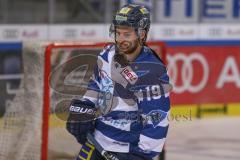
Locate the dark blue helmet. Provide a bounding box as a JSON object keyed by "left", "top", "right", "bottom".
{"left": 110, "top": 4, "right": 151, "bottom": 43}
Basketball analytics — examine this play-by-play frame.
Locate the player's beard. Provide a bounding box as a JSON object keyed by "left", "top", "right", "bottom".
{"left": 117, "top": 39, "right": 139, "bottom": 55}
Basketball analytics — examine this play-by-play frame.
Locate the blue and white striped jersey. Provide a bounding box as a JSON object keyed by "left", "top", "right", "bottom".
{"left": 83, "top": 44, "right": 171, "bottom": 159}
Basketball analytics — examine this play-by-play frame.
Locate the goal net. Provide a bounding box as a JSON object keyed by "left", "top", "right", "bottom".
{"left": 0, "top": 41, "right": 166, "bottom": 160}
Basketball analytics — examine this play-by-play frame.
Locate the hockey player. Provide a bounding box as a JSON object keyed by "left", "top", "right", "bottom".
{"left": 67, "top": 4, "right": 171, "bottom": 160}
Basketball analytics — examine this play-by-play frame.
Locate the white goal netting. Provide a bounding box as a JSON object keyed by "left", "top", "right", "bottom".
{"left": 0, "top": 42, "right": 103, "bottom": 160}
{"left": 0, "top": 42, "right": 45, "bottom": 160}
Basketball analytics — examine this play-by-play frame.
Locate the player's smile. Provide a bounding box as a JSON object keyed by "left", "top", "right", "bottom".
{"left": 118, "top": 41, "right": 132, "bottom": 50}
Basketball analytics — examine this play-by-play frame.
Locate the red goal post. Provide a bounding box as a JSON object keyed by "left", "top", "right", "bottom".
{"left": 42, "top": 41, "right": 167, "bottom": 160}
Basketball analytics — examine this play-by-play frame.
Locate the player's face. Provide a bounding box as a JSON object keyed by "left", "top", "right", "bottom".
{"left": 115, "top": 26, "right": 140, "bottom": 54}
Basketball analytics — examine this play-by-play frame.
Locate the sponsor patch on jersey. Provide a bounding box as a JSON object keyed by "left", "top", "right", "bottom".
{"left": 121, "top": 67, "right": 138, "bottom": 85}
{"left": 113, "top": 141, "right": 129, "bottom": 146}
{"left": 135, "top": 70, "right": 149, "bottom": 77}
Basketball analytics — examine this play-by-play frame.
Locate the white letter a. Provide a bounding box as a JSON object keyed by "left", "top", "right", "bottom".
{"left": 216, "top": 56, "right": 240, "bottom": 88}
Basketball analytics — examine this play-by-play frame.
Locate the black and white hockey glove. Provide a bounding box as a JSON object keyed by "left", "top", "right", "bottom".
{"left": 66, "top": 99, "right": 96, "bottom": 144}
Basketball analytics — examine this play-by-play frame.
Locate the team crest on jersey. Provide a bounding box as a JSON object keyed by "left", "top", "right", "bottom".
{"left": 99, "top": 70, "right": 112, "bottom": 85}
{"left": 97, "top": 70, "right": 114, "bottom": 114}
{"left": 146, "top": 110, "right": 167, "bottom": 128}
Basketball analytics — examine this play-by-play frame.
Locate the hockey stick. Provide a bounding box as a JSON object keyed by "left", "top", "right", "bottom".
{"left": 86, "top": 133, "right": 120, "bottom": 160}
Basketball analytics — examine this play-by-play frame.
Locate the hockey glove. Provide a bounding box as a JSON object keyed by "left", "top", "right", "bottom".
{"left": 66, "top": 99, "right": 96, "bottom": 144}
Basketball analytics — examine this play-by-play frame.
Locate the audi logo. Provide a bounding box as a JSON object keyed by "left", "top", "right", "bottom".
{"left": 64, "top": 29, "right": 77, "bottom": 39}
{"left": 2, "top": 29, "right": 19, "bottom": 39}
{"left": 167, "top": 53, "right": 209, "bottom": 93}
